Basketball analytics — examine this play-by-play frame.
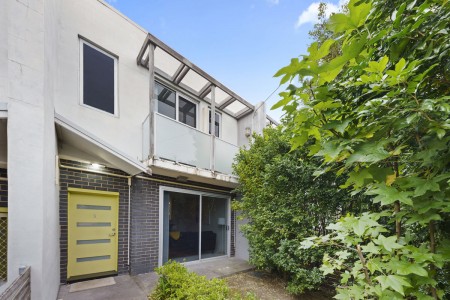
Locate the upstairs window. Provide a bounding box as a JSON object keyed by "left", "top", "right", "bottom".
{"left": 155, "top": 82, "right": 197, "bottom": 128}
{"left": 80, "top": 40, "right": 117, "bottom": 115}
{"left": 155, "top": 82, "right": 176, "bottom": 119}
{"left": 178, "top": 96, "right": 196, "bottom": 128}
{"left": 209, "top": 111, "right": 221, "bottom": 138}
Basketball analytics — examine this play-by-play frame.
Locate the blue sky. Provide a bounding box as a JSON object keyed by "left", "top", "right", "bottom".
{"left": 106, "top": 0, "right": 343, "bottom": 121}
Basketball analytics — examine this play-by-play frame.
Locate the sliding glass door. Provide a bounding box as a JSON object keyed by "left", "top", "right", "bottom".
{"left": 201, "top": 196, "right": 228, "bottom": 258}
{"left": 161, "top": 188, "right": 229, "bottom": 265}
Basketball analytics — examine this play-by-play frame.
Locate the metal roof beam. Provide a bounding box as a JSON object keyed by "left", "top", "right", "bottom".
{"left": 218, "top": 97, "right": 235, "bottom": 110}
{"left": 198, "top": 83, "right": 213, "bottom": 99}
{"left": 138, "top": 33, "right": 255, "bottom": 110}
{"left": 235, "top": 108, "right": 253, "bottom": 119}
{"left": 136, "top": 35, "right": 150, "bottom": 66}
{"left": 172, "top": 64, "right": 190, "bottom": 84}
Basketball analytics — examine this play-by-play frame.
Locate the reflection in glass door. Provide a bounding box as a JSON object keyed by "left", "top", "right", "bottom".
{"left": 163, "top": 191, "right": 200, "bottom": 263}
{"left": 161, "top": 189, "right": 229, "bottom": 264}
{"left": 201, "top": 196, "right": 228, "bottom": 259}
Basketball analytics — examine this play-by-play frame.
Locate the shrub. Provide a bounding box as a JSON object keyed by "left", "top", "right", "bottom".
{"left": 233, "top": 126, "right": 367, "bottom": 294}
{"left": 149, "top": 261, "right": 229, "bottom": 300}
{"left": 149, "top": 261, "right": 255, "bottom": 300}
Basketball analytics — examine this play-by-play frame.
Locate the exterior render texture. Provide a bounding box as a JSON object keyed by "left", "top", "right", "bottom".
{"left": 0, "top": 0, "right": 276, "bottom": 299}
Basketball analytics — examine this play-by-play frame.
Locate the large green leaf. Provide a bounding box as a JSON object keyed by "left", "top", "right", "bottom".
{"left": 374, "top": 235, "right": 403, "bottom": 252}
{"left": 368, "top": 184, "right": 413, "bottom": 206}
{"left": 376, "top": 275, "right": 412, "bottom": 296}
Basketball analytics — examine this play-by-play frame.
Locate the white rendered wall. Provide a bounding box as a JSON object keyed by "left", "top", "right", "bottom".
{"left": 55, "top": 0, "right": 149, "bottom": 162}
{"left": 0, "top": 0, "right": 6, "bottom": 103}
{"left": 1, "top": 0, "right": 60, "bottom": 299}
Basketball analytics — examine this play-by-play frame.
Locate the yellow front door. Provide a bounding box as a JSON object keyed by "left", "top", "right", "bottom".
{"left": 67, "top": 188, "right": 119, "bottom": 280}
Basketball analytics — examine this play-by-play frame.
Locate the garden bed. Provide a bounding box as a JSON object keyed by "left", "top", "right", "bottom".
{"left": 226, "top": 271, "right": 334, "bottom": 300}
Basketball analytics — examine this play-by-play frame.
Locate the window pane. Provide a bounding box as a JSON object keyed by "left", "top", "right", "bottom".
{"left": 209, "top": 111, "right": 220, "bottom": 137}
{"left": 83, "top": 43, "right": 115, "bottom": 114}
{"left": 178, "top": 97, "right": 196, "bottom": 128}
{"left": 155, "top": 82, "right": 176, "bottom": 119}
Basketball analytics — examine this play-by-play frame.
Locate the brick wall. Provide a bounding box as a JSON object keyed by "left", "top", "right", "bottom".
{"left": 130, "top": 174, "right": 235, "bottom": 275}
{"left": 59, "top": 159, "right": 130, "bottom": 282}
{"left": 59, "top": 159, "right": 236, "bottom": 280}
{"left": 0, "top": 169, "right": 7, "bottom": 208}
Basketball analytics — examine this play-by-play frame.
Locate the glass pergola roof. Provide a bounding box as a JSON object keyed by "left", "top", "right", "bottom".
{"left": 137, "top": 33, "right": 256, "bottom": 119}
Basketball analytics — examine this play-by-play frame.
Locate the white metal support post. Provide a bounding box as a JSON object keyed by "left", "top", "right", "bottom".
{"left": 148, "top": 43, "right": 155, "bottom": 162}
{"left": 210, "top": 85, "right": 216, "bottom": 172}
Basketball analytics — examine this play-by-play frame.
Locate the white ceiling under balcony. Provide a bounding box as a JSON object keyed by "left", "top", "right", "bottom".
{"left": 137, "top": 33, "right": 255, "bottom": 119}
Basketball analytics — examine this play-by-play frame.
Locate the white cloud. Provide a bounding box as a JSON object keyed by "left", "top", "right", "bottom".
{"left": 295, "top": 0, "right": 347, "bottom": 28}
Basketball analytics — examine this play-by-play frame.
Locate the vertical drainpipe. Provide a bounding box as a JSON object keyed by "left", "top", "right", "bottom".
{"left": 148, "top": 41, "right": 155, "bottom": 162}
{"left": 210, "top": 85, "right": 216, "bottom": 173}
{"left": 127, "top": 177, "right": 131, "bottom": 268}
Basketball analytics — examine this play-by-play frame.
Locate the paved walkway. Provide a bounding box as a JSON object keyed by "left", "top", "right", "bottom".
{"left": 57, "top": 257, "right": 253, "bottom": 300}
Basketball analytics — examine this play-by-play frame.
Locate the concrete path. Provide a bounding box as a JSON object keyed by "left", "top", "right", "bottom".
{"left": 57, "top": 257, "right": 253, "bottom": 300}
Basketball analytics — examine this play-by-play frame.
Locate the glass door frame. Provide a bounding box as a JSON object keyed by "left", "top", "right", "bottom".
{"left": 158, "top": 186, "right": 231, "bottom": 266}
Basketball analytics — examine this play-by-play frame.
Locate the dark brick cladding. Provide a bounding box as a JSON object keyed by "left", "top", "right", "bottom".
{"left": 0, "top": 169, "right": 7, "bottom": 208}
{"left": 59, "top": 159, "right": 130, "bottom": 283}
{"left": 59, "top": 159, "right": 236, "bottom": 280}
{"left": 130, "top": 174, "right": 235, "bottom": 275}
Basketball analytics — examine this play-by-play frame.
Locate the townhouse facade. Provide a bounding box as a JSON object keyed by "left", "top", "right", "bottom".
{"left": 0, "top": 0, "right": 277, "bottom": 299}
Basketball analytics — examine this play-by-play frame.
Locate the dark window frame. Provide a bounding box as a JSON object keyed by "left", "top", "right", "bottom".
{"left": 80, "top": 39, "right": 118, "bottom": 116}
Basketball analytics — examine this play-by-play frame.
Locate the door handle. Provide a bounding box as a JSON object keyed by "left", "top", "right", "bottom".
{"left": 109, "top": 228, "right": 116, "bottom": 237}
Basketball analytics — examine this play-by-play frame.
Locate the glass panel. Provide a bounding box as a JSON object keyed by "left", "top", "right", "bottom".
{"left": 209, "top": 111, "right": 220, "bottom": 137}
{"left": 178, "top": 97, "right": 196, "bottom": 128}
{"left": 163, "top": 191, "right": 200, "bottom": 263}
{"left": 83, "top": 43, "right": 115, "bottom": 114}
{"left": 142, "top": 114, "right": 150, "bottom": 160}
{"left": 155, "top": 82, "right": 176, "bottom": 119}
{"left": 201, "top": 196, "right": 227, "bottom": 258}
{"left": 77, "top": 222, "right": 111, "bottom": 227}
{"left": 154, "top": 113, "right": 211, "bottom": 169}
{"left": 77, "top": 239, "right": 110, "bottom": 245}
{"left": 77, "top": 204, "right": 111, "bottom": 210}
{"left": 77, "top": 255, "right": 110, "bottom": 262}
{"left": 214, "top": 139, "right": 239, "bottom": 174}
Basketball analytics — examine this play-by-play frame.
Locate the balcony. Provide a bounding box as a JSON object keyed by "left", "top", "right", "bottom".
{"left": 143, "top": 113, "right": 239, "bottom": 176}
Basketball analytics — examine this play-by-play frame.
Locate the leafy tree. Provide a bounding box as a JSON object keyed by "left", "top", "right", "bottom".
{"left": 232, "top": 126, "right": 366, "bottom": 294}
{"left": 308, "top": 2, "right": 343, "bottom": 61}
{"left": 273, "top": 0, "right": 450, "bottom": 298}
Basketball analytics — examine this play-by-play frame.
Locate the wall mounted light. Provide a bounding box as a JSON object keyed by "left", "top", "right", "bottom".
{"left": 90, "top": 163, "right": 104, "bottom": 169}
{"left": 244, "top": 127, "right": 251, "bottom": 138}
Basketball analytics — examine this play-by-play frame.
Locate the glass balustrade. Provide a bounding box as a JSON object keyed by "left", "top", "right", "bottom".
{"left": 143, "top": 113, "right": 239, "bottom": 175}
{"left": 142, "top": 114, "right": 150, "bottom": 160}
{"left": 154, "top": 113, "right": 211, "bottom": 170}
{"left": 214, "top": 138, "right": 239, "bottom": 175}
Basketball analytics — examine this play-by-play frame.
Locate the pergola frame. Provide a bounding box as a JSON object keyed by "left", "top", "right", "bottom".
{"left": 136, "top": 33, "right": 255, "bottom": 119}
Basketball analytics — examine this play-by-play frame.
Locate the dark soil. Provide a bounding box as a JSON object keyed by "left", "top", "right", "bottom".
{"left": 226, "top": 271, "right": 334, "bottom": 300}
